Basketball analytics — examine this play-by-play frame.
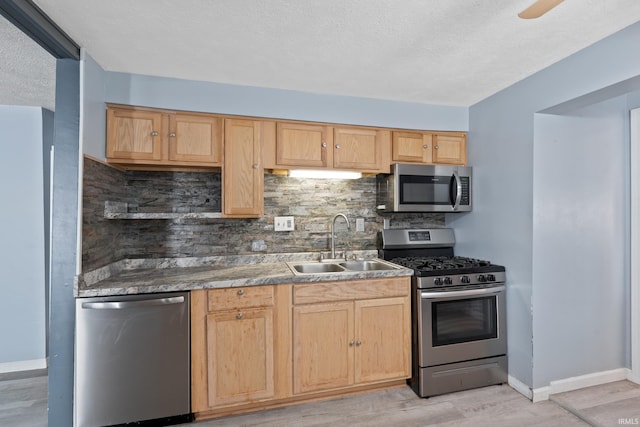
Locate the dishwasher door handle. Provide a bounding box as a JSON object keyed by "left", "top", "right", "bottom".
{"left": 81, "top": 296, "right": 185, "bottom": 310}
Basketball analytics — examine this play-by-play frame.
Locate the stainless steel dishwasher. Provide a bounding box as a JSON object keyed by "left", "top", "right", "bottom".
{"left": 75, "top": 292, "right": 192, "bottom": 426}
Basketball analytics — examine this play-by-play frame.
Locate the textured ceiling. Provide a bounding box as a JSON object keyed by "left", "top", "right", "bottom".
{"left": 6, "top": 1, "right": 640, "bottom": 109}
{"left": 0, "top": 14, "right": 56, "bottom": 111}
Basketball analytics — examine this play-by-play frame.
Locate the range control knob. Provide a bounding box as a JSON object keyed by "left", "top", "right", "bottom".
{"left": 443, "top": 277, "right": 453, "bottom": 285}
{"left": 486, "top": 274, "right": 496, "bottom": 282}
{"left": 433, "top": 277, "right": 443, "bottom": 286}
{"left": 460, "top": 276, "right": 470, "bottom": 284}
{"left": 477, "top": 274, "right": 487, "bottom": 283}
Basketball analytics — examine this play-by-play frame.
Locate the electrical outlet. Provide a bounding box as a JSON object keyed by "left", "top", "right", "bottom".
{"left": 356, "top": 218, "right": 365, "bottom": 232}
{"left": 274, "top": 216, "right": 295, "bottom": 231}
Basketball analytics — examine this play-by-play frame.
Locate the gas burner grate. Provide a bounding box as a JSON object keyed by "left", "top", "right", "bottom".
{"left": 390, "top": 256, "right": 492, "bottom": 273}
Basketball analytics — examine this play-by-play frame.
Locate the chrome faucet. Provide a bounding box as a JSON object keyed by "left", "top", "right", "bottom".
{"left": 330, "top": 213, "right": 350, "bottom": 260}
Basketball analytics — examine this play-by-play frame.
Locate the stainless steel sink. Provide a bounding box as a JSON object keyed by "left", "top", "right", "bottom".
{"left": 291, "top": 263, "right": 346, "bottom": 274}
{"left": 339, "top": 260, "right": 398, "bottom": 271}
{"left": 288, "top": 259, "right": 400, "bottom": 275}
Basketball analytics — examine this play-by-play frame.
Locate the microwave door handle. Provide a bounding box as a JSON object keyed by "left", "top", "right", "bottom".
{"left": 451, "top": 171, "right": 462, "bottom": 210}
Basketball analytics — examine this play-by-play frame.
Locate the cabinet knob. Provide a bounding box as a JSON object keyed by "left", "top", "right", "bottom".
{"left": 237, "top": 289, "right": 245, "bottom": 296}
{"left": 423, "top": 144, "right": 429, "bottom": 149}
{"left": 321, "top": 142, "right": 327, "bottom": 148}
{"left": 335, "top": 144, "right": 341, "bottom": 149}
{"left": 434, "top": 145, "right": 439, "bottom": 149}
{"left": 356, "top": 340, "right": 362, "bottom": 346}
{"left": 236, "top": 312, "right": 244, "bottom": 320}
{"left": 349, "top": 340, "right": 355, "bottom": 347}
{"left": 150, "top": 131, "right": 158, "bottom": 137}
{"left": 169, "top": 132, "right": 176, "bottom": 137}
{"left": 252, "top": 164, "right": 259, "bottom": 169}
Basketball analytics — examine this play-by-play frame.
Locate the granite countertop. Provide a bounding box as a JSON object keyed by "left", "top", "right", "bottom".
{"left": 76, "top": 252, "right": 414, "bottom": 297}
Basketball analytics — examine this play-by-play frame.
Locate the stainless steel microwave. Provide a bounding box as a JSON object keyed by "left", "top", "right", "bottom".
{"left": 376, "top": 164, "right": 472, "bottom": 212}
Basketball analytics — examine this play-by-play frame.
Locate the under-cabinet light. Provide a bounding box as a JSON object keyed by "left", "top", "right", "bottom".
{"left": 288, "top": 170, "right": 362, "bottom": 180}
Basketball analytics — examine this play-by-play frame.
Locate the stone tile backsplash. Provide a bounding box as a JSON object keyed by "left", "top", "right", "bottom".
{"left": 82, "top": 157, "right": 444, "bottom": 272}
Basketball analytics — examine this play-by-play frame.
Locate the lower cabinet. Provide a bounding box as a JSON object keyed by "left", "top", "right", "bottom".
{"left": 293, "top": 301, "right": 354, "bottom": 393}
{"left": 191, "top": 277, "right": 411, "bottom": 420}
{"left": 292, "top": 278, "right": 411, "bottom": 395}
{"left": 191, "top": 286, "right": 289, "bottom": 416}
{"left": 205, "top": 307, "right": 275, "bottom": 405}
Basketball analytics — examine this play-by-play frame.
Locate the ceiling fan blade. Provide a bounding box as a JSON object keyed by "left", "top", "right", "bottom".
{"left": 518, "top": 0, "right": 564, "bottom": 19}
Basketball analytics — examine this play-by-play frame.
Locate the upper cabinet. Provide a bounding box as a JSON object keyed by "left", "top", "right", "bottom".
{"left": 432, "top": 133, "right": 467, "bottom": 165}
{"left": 392, "top": 131, "right": 433, "bottom": 164}
{"left": 106, "top": 105, "right": 222, "bottom": 169}
{"left": 392, "top": 131, "right": 466, "bottom": 166}
{"left": 275, "top": 122, "right": 330, "bottom": 168}
{"left": 106, "top": 106, "right": 164, "bottom": 162}
{"left": 265, "top": 122, "right": 391, "bottom": 173}
{"left": 333, "top": 126, "right": 387, "bottom": 171}
{"left": 168, "top": 112, "right": 222, "bottom": 165}
{"left": 104, "top": 104, "right": 467, "bottom": 220}
{"left": 223, "top": 119, "right": 273, "bottom": 218}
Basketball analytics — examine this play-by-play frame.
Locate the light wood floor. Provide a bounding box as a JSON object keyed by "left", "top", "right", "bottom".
{"left": 1, "top": 371, "right": 639, "bottom": 427}
{"left": 0, "top": 370, "right": 47, "bottom": 427}
{"left": 188, "top": 381, "right": 640, "bottom": 427}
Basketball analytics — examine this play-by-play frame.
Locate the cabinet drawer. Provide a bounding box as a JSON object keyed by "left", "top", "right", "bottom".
{"left": 293, "top": 278, "right": 410, "bottom": 305}
{"left": 208, "top": 286, "right": 274, "bottom": 311}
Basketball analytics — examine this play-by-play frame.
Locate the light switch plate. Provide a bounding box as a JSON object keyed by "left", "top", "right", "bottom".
{"left": 356, "top": 218, "right": 365, "bottom": 232}
{"left": 274, "top": 216, "right": 295, "bottom": 231}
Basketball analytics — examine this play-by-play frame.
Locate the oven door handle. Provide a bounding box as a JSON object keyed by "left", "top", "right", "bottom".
{"left": 421, "top": 285, "right": 505, "bottom": 299}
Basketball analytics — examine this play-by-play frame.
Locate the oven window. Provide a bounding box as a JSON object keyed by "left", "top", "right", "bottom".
{"left": 431, "top": 296, "right": 497, "bottom": 346}
{"left": 399, "top": 175, "right": 451, "bottom": 205}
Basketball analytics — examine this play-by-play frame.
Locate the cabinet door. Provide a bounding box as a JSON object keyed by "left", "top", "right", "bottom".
{"left": 169, "top": 113, "right": 222, "bottom": 165}
{"left": 276, "top": 122, "right": 330, "bottom": 167}
{"left": 433, "top": 133, "right": 467, "bottom": 165}
{"left": 333, "top": 127, "right": 381, "bottom": 171}
{"left": 355, "top": 297, "right": 411, "bottom": 384}
{"left": 293, "top": 302, "right": 354, "bottom": 394}
{"left": 223, "top": 119, "right": 264, "bottom": 217}
{"left": 106, "top": 107, "right": 164, "bottom": 161}
{"left": 392, "top": 131, "right": 433, "bottom": 164}
{"left": 206, "top": 308, "right": 275, "bottom": 406}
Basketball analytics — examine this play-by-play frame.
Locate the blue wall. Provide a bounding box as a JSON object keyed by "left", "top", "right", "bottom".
{"left": 449, "top": 21, "right": 640, "bottom": 390}
{"left": 82, "top": 53, "right": 107, "bottom": 160}
{"left": 531, "top": 95, "right": 632, "bottom": 387}
{"left": 0, "top": 106, "right": 50, "bottom": 369}
{"left": 82, "top": 55, "right": 468, "bottom": 159}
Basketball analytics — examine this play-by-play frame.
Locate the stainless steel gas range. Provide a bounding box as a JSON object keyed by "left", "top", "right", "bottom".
{"left": 379, "top": 228, "right": 508, "bottom": 398}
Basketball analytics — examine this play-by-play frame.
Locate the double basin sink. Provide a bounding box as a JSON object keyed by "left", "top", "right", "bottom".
{"left": 287, "top": 259, "right": 401, "bottom": 275}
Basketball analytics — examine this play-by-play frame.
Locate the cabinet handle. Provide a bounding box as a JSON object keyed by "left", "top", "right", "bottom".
{"left": 321, "top": 142, "right": 327, "bottom": 148}
{"left": 169, "top": 132, "right": 176, "bottom": 137}
{"left": 252, "top": 164, "right": 259, "bottom": 169}
{"left": 236, "top": 312, "right": 244, "bottom": 320}
{"left": 349, "top": 340, "right": 355, "bottom": 347}
{"left": 435, "top": 145, "right": 439, "bottom": 149}
{"left": 237, "top": 289, "right": 245, "bottom": 296}
{"left": 335, "top": 144, "right": 341, "bottom": 149}
{"left": 356, "top": 340, "right": 362, "bottom": 346}
{"left": 150, "top": 131, "right": 158, "bottom": 137}
{"left": 423, "top": 144, "right": 429, "bottom": 149}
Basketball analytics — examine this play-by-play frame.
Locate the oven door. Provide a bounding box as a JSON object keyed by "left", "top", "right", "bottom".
{"left": 418, "top": 285, "right": 506, "bottom": 367}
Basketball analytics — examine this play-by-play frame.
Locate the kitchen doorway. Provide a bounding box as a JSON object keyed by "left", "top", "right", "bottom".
{"left": 631, "top": 107, "right": 640, "bottom": 384}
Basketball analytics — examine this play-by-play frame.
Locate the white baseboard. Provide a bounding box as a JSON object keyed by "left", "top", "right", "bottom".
{"left": 531, "top": 368, "right": 631, "bottom": 402}
{"left": 0, "top": 358, "right": 47, "bottom": 374}
{"left": 508, "top": 375, "right": 533, "bottom": 400}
